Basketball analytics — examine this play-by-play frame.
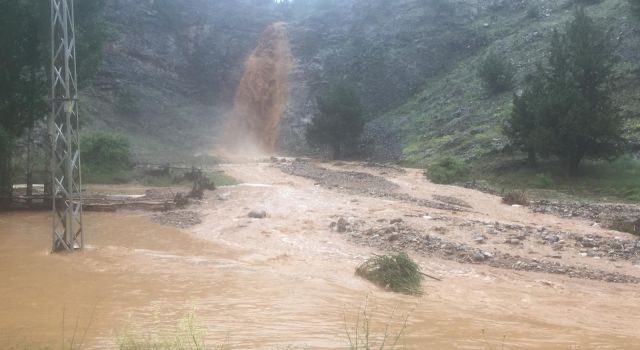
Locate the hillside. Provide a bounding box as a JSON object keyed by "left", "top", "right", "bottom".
{"left": 370, "top": 0, "right": 640, "bottom": 166}
{"left": 79, "top": 0, "right": 640, "bottom": 179}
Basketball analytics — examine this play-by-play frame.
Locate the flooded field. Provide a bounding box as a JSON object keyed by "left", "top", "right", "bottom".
{"left": 2, "top": 161, "right": 640, "bottom": 349}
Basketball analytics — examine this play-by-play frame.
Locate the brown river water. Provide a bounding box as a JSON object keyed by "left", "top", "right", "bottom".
{"left": 1, "top": 170, "right": 640, "bottom": 349}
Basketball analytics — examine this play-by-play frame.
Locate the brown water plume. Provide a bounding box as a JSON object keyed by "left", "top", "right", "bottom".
{"left": 225, "top": 22, "right": 292, "bottom": 155}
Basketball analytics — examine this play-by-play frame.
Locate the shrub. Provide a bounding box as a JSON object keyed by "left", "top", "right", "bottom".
{"left": 526, "top": 6, "right": 540, "bottom": 19}
{"left": 82, "top": 132, "right": 134, "bottom": 183}
{"left": 82, "top": 132, "right": 134, "bottom": 171}
{"left": 607, "top": 217, "right": 640, "bottom": 236}
{"left": 502, "top": 191, "right": 528, "bottom": 205}
{"left": 478, "top": 51, "right": 515, "bottom": 94}
{"left": 356, "top": 252, "right": 423, "bottom": 295}
{"left": 425, "top": 156, "right": 470, "bottom": 184}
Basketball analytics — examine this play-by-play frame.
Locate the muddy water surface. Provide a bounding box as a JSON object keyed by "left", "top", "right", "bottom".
{"left": 1, "top": 206, "right": 639, "bottom": 349}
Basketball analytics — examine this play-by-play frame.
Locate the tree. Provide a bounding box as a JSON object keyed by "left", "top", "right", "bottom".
{"left": 81, "top": 132, "right": 134, "bottom": 172}
{"left": 0, "top": 0, "right": 48, "bottom": 199}
{"left": 504, "top": 64, "right": 548, "bottom": 167}
{"left": 505, "top": 9, "right": 623, "bottom": 176}
{"left": 0, "top": 0, "right": 107, "bottom": 200}
{"left": 478, "top": 51, "right": 515, "bottom": 94}
{"left": 306, "top": 82, "right": 364, "bottom": 159}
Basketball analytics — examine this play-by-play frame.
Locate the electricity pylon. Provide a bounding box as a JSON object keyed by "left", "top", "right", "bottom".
{"left": 49, "top": 0, "right": 84, "bottom": 252}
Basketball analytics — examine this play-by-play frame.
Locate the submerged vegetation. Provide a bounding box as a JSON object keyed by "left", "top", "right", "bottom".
{"left": 356, "top": 253, "right": 424, "bottom": 296}
{"left": 344, "top": 295, "right": 410, "bottom": 350}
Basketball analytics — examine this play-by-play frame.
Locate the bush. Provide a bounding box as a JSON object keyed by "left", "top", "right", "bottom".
{"left": 502, "top": 191, "right": 528, "bottom": 206}
{"left": 478, "top": 51, "right": 515, "bottom": 94}
{"left": 356, "top": 252, "right": 423, "bottom": 295}
{"left": 607, "top": 217, "right": 640, "bottom": 236}
{"left": 526, "top": 6, "right": 540, "bottom": 19}
{"left": 425, "top": 156, "right": 470, "bottom": 184}
{"left": 82, "top": 132, "right": 134, "bottom": 183}
{"left": 82, "top": 132, "right": 134, "bottom": 171}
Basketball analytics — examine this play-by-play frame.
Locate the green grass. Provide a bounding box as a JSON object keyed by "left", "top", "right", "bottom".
{"left": 356, "top": 253, "right": 424, "bottom": 296}
{"left": 208, "top": 172, "right": 240, "bottom": 187}
{"left": 344, "top": 295, "right": 410, "bottom": 350}
{"left": 473, "top": 154, "right": 640, "bottom": 202}
{"left": 117, "top": 311, "right": 227, "bottom": 350}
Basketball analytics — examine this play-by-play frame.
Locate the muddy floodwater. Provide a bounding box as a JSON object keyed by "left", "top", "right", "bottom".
{"left": 2, "top": 163, "right": 640, "bottom": 349}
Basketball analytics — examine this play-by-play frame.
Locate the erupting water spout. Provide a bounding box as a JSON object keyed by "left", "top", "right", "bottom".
{"left": 225, "top": 22, "right": 292, "bottom": 155}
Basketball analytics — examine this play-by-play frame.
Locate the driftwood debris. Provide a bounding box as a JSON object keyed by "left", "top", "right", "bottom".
{"left": 419, "top": 271, "right": 443, "bottom": 282}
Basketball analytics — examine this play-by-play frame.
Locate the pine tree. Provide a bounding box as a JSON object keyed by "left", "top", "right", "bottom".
{"left": 505, "top": 9, "right": 623, "bottom": 176}
{"left": 504, "top": 64, "right": 548, "bottom": 166}
{"left": 305, "top": 82, "right": 364, "bottom": 159}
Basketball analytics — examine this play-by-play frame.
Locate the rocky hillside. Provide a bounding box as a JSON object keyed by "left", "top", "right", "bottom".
{"left": 81, "top": 0, "right": 640, "bottom": 164}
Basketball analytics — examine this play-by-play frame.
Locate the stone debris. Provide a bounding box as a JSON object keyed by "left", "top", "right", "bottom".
{"left": 249, "top": 210, "right": 267, "bottom": 219}
{"left": 152, "top": 210, "right": 202, "bottom": 229}
{"left": 279, "top": 160, "right": 469, "bottom": 212}
{"left": 343, "top": 219, "right": 640, "bottom": 284}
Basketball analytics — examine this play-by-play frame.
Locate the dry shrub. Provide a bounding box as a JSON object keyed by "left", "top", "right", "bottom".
{"left": 502, "top": 191, "right": 528, "bottom": 206}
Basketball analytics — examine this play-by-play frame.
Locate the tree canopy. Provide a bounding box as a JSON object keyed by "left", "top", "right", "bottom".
{"left": 305, "top": 82, "right": 364, "bottom": 159}
{"left": 505, "top": 9, "right": 623, "bottom": 176}
{"left": 0, "top": 0, "right": 107, "bottom": 198}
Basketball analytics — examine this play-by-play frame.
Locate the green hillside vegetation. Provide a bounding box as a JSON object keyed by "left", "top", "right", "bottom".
{"left": 378, "top": 0, "right": 640, "bottom": 200}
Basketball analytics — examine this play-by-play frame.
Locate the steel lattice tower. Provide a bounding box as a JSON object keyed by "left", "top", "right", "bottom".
{"left": 49, "top": 0, "right": 84, "bottom": 252}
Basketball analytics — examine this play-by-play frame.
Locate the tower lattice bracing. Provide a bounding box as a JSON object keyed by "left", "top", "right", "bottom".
{"left": 49, "top": 0, "right": 84, "bottom": 252}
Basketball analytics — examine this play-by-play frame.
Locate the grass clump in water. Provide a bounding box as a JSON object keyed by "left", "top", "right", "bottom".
{"left": 344, "top": 295, "right": 411, "bottom": 350}
{"left": 356, "top": 252, "right": 423, "bottom": 296}
{"left": 117, "top": 310, "right": 229, "bottom": 350}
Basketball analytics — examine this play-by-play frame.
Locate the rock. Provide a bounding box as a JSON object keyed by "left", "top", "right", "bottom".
{"left": 390, "top": 218, "right": 403, "bottom": 224}
{"left": 473, "top": 235, "right": 486, "bottom": 244}
{"left": 472, "top": 252, "right": 487, "bottom": 262}
{"left": 388, "top": 233, "right": 401, "bottom": 242}
{"left": 336, "top": 217, "right": 348, "bottom": 233}
{"left": 248, "top": 210, "right": 267, "bottom": 219}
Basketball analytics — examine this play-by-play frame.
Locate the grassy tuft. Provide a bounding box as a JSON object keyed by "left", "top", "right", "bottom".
{"left": 356, "top": 253, "right": 423, "bottom": 296}
{"left": 344, "top": 295, "right": 410, "bottom": 350}
{"left": 117, "top": 309, "right": 230, "bottom": 350}
{"left": 208, "top": 172, "right": 240, "bottom": 187}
